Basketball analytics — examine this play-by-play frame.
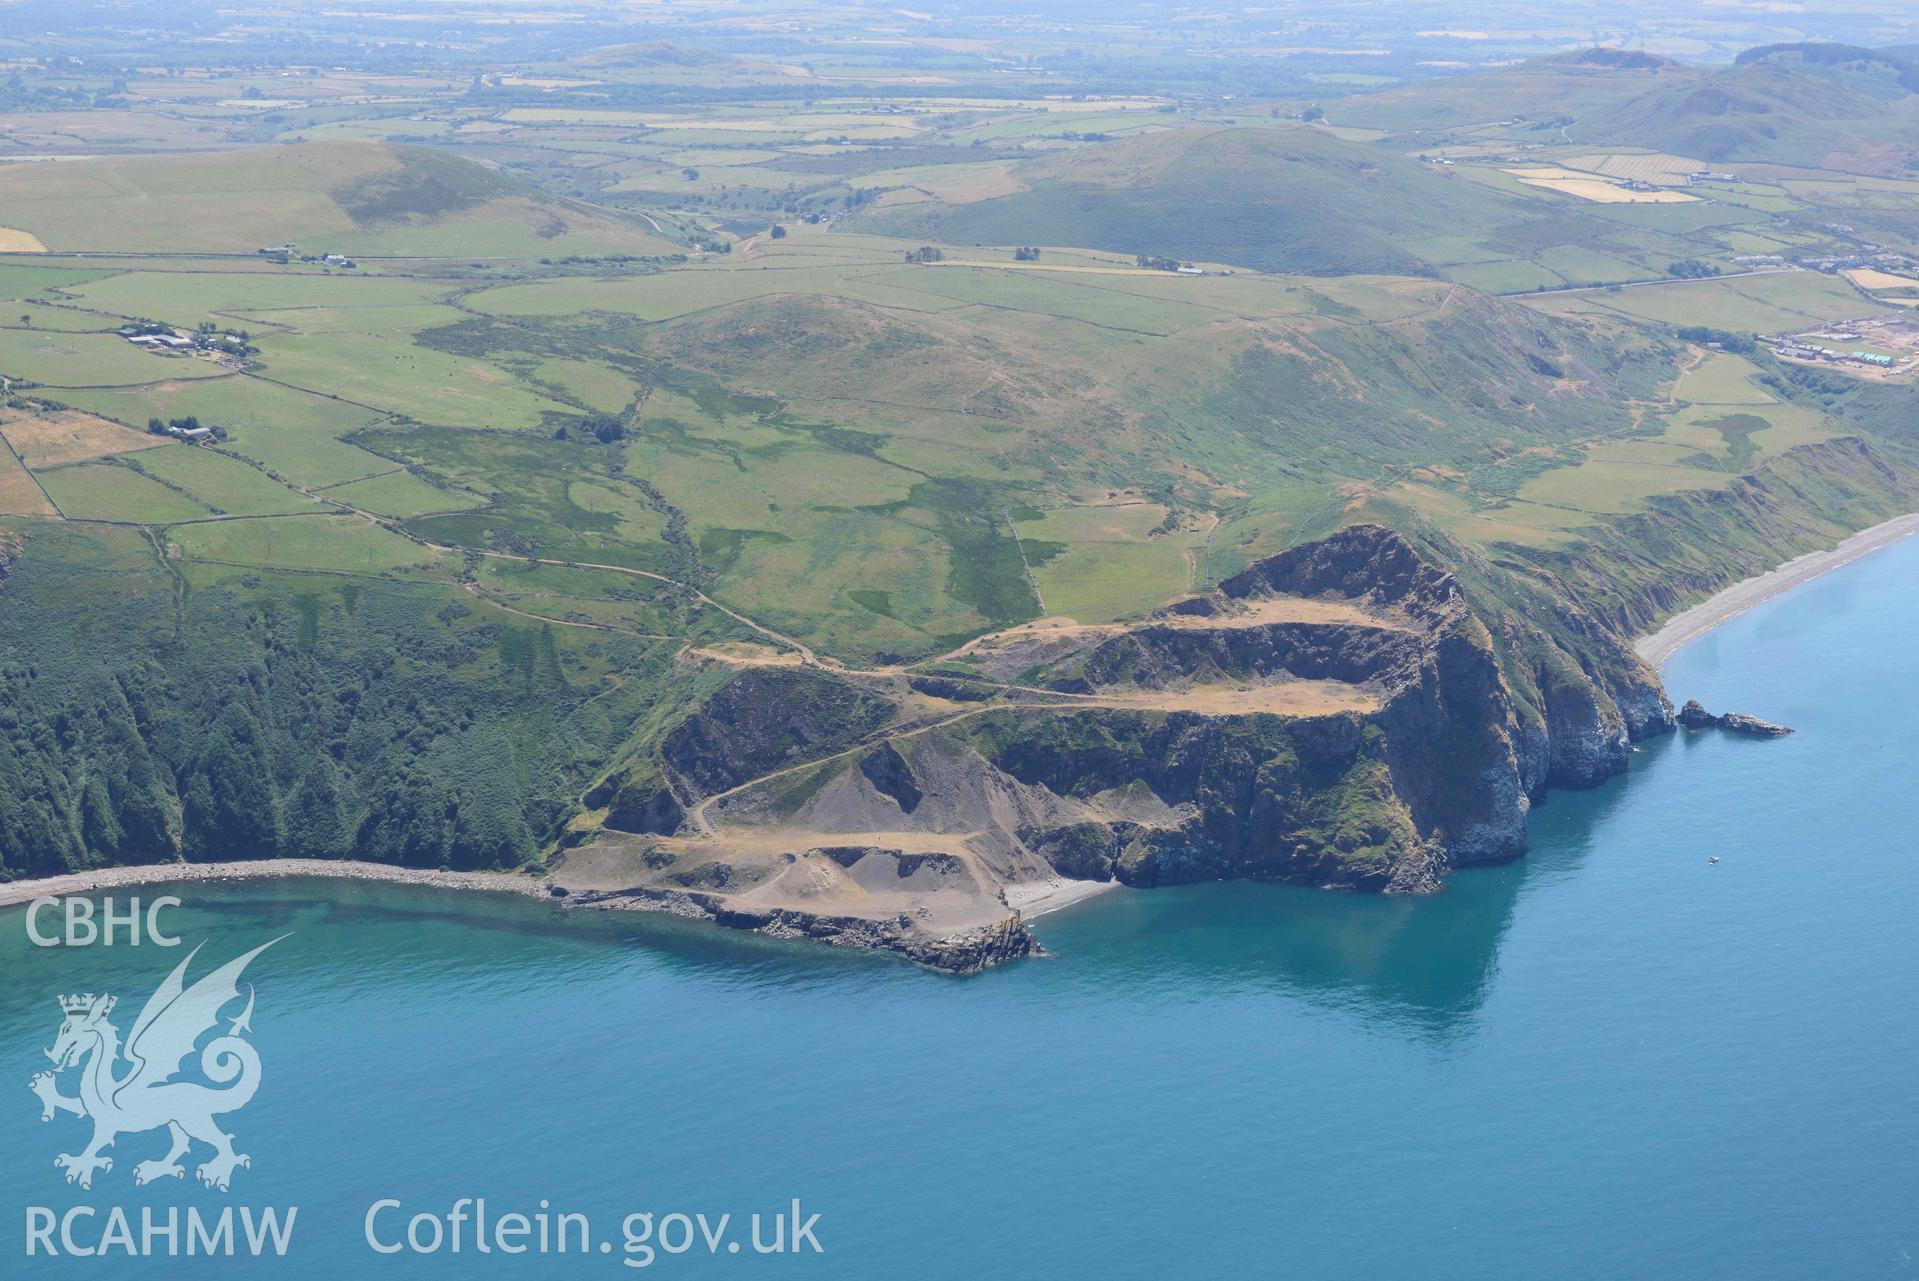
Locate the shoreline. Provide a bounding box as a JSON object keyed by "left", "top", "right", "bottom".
{"left": 0, "top": 860, "right": 1126, "bottom": 924}
{"left": 1634, "top": 513, "right": 1919, "bottom": 669}
{"left": 1004, "top": 877, "right": 1122, "bottom": 920}
{"left": 0, "top": 859, "right": 548, "bottom": 913}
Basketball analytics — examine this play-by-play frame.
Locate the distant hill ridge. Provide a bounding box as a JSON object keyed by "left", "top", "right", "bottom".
{"left": 1544, "top": 48, "right": 1681, "bottom": 72}
{"left": 1334, "top": 40, "right": 1919, "bottom": 168}
{"left": 328, "top": 144, "right": 521, "bottom": 226}
{"left": 845, "top": 124, "right": 1535, "bottom": 277}
{"left": 1735, "top": 41, "right": 1919, "bottom": 83}
{"left": 0, "top": 141, "right": 677, "bottom": 254}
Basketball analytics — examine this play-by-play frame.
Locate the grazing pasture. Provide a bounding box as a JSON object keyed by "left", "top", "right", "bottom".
{"left": 0, "top": 407, "right": 173, "bottom": 468}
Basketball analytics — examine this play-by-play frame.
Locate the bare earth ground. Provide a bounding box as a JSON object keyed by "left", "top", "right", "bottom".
{"left": 1635, "top": 512, "right": 1919, "bottom": 667}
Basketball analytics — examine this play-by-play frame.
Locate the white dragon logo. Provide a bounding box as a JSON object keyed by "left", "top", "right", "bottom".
{"left": 28, "top": 938, "right": 282, "bottom": 1192}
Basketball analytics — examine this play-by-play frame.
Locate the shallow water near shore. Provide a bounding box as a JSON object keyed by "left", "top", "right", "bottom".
{"left": 3, "top": 538, "right": 1917, "bottom": 1279}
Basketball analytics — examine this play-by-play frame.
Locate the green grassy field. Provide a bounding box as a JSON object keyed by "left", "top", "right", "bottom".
{"left": 37, "top": 460, "right": 215, "bottom": 522}
{"left": 1015, "top": 503, "right": 1200, "bottom": 623}
{"left": 0, "top": 330, "right": 230, "bottom": 388}
{"left": 131, "top": 447, "right": 319, "bottom": 516}
{"left": 1, "top": 129, "right": 1883, "bottom": 663}
{"left": 66, "top": 272, "right": 454, "bottom": 326}
{"left": 1675, "top": 353, "right": 1776, "bottom": 404}
{"left": 52, "top": 377, "right": 393, "bottom": 487}
{"left": 1547, "top": 273, "right": 1889, "bottom": 333}
{"left": 249, "top": 329, "right": 574, "bottom": 430}
{"left": 0, "top": 143, "right": 680, "bottom": 257}
{"left": 171, "top": 512, "right": 447, "bottom": 573}
{"left": 322, "top": 468, "right": 486, "bottom": 517}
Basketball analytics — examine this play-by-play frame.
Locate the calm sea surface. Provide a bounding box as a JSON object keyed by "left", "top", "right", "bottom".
{"left": 4, "top": 538, "right": 1917, "bottom": 1279}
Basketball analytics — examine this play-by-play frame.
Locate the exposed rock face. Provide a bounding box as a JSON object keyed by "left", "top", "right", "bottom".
{"left": 599, "top": 782, "right": 685, "bottom": 835}
{"left": 857, "top": 743, "right": 923, "bottom": 813}
{"left": 660, "top": 667, "right": 895, "bottom": 796}
{"left": 1677, "top": 699, "right": 1792, "bottom": 737}
{"left": 970, "top": 707, "right": 1424, "bottom": 891}
{"left": 1719, "top": 713, "right": 1793, "bottom": 738}
{"left": 986, "top": 525, "right": 1549, "bottom": 886}
{"left": 1675, "top": 699, "right": 1715, "bottom": 729}
{"left": 596, "top": 667, "right": 896, "bottom": 835}
{"left": 567, "top": 885, "right": 1039, "bottom": 974}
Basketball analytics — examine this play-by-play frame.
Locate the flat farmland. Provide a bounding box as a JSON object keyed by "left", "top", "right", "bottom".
{"left": 248, "top": 331, "right": 573, "bottom": 430}
{"left": 322, "top": 469, "right": 485, "bottom": 518}
{"left": 1504, "top": 167, "right": 1700, "bottom": 204}
{"left": 171, "top": 512, "right": 449, "bottom": 574}
{"left": 1674, "top": 353, "right": 1775, "bottom": 405}
{"left": 0, "top": 408, "right": 173, "bottom": 468}
{"left": 52, "top": 377, "right": 393, "bottom": 488}
{"left": 68, "top": 271, "right": 455, "bottom": 328}
{"left": 1563, "top": 272, "right": 1887, "bottom": 332}
{"left": 0, "top": 330, "right": 229, "bottom": 388}
{"left": 0, "top": 445, "right": 55, "bottom": 516}
{"left": 36, "top": 460, "right": 214, "bottom": 523}
{"left": 132, "top": 447, "right": 319, "bottom": 517}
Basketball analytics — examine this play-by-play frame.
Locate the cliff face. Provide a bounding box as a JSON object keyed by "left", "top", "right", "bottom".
{"left": 992, "top": 522, "right": 1669, "bottom": 889}
{"left": 1497, "top": 437, "right": 1917, "bottom": 642}
{"left": 966, "top": 707, "right": 1431, "bottom": 892}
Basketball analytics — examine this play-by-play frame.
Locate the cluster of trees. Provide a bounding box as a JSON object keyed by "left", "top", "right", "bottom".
{"left": 1013, "top": 246, "right": 1041, "bottom": 261}
{"left": 1135, "top": 254, "right": 1185, "bottom": 272}
{"left": 1667, "top": 259, "right": 1723, "bottom": 279}
{"left": 555, "top": 412, "right": 629, "bottom": 443}
{"left": 1675, "top": 325, "right": 1757, "bottom": 354}
{"left": 905, "top": 246, "right": 944, "bottom": 264}
{"left": 196, "top": 320, "right": 256, "bottom": 355}
{"left": 536, "top": 253, "right": 653, "bottom": 267}
{"left": 0, "top": 72, "right": 107, "bottom": 113}
{"left": 145, "top": 415, "right": 229, "bottom": 440}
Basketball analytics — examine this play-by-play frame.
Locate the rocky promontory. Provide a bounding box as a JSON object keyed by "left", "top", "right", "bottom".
{"left": 571, "top": 524, "right": 1684, "bottom": 969}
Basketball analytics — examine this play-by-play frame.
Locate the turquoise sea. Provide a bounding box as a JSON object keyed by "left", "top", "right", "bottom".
{"left": 4, "top": 537, "right": 1917, "bottom": 1279}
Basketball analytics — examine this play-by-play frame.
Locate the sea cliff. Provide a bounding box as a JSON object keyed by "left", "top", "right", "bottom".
{"left": 565, "top": 522, "right": 1693, "bottom": 965}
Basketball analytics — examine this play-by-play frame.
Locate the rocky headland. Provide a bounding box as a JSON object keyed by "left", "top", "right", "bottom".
{"left": 568, "top": 523, "right": 1686, "bottom": 969}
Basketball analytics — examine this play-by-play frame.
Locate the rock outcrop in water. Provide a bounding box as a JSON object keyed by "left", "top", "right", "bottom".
{"left": 1677, "top": 699, "right": 1793, "bottom": 737}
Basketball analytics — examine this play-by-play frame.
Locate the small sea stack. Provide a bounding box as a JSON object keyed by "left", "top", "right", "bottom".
{"left": 1677, "top": 699, "right": 1793, "bottom": 738}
